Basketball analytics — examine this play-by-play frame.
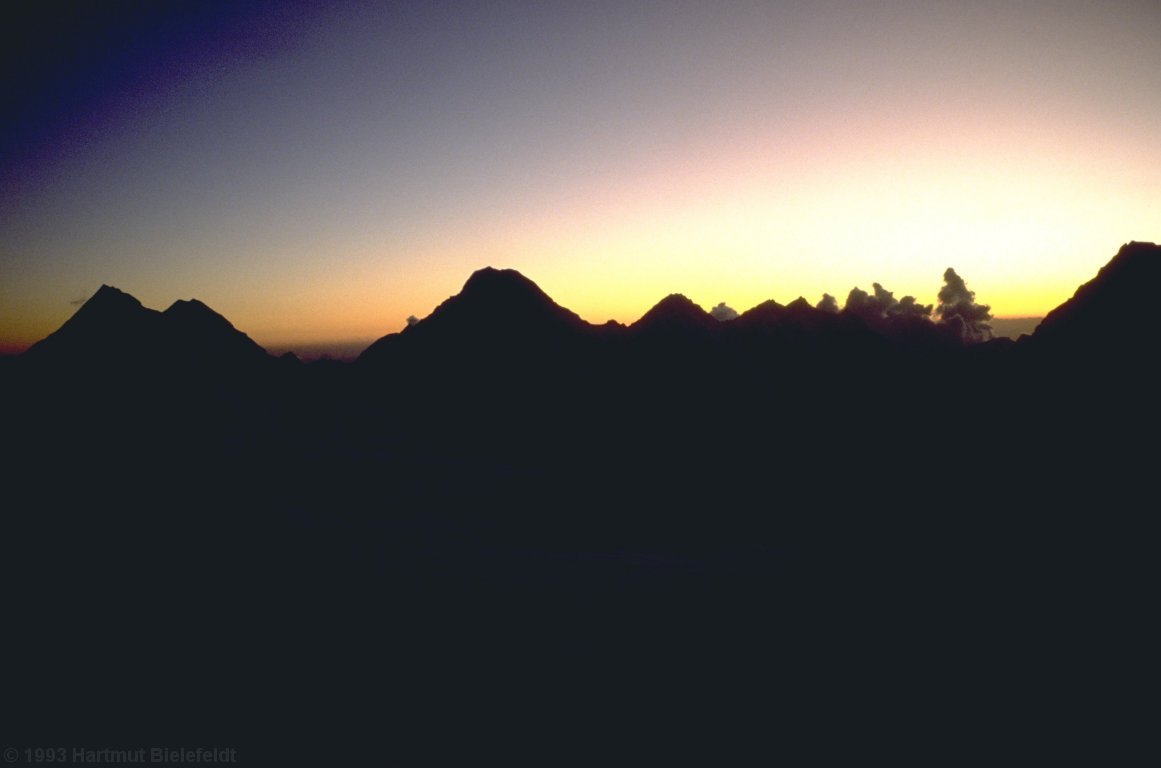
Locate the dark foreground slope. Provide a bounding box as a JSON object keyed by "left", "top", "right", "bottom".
{"left": 1032, "top": 240, "right": 1161, "bottom": 351}
{"left": 3, "top": 245, "right": 1158, "bottom": 763}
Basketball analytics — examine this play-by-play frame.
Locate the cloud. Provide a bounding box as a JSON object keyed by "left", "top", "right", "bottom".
{"left": 816, "top": 294, "right": 839, "bottom": 313}
{"left": 936, "top": 268, "right": 991, "bottom": 342}
{"left": 69, "top": 296, "right": 87, "bottom": 306}
{"left": 873, "top": 282, "right": 895, "bottom": 310}
{"left": 843, "top": 283, "right": 931, "bottom": 323}
{"left": 405, "top": 315, "right": 419, "bottom": 327}
{"left": 843, "top": 286, "right": 874, "bottom": 320}
{"left": 889, "top": 295, "right": 933, "bottom": 320}
{"left": 710, "top": 302, "right": 738, "bottom": 322}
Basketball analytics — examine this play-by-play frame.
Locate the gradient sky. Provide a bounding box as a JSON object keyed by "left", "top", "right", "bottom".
{"left": 3, "top": 0, "right": 1160, "bottom": 354}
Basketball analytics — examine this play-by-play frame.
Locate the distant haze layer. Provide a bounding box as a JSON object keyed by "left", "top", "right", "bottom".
{"left": 987, "top": 318, "right": 1043, "bottom": 340}
{"left": 3, "top": 1, "right": 1159, "bottom": 353}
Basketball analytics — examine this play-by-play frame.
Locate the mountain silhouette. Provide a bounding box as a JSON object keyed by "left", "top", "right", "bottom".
{"left": 358, "top": 266, "right": 595, "bottom": 366}
{"left": 735, "top": 298, "right": 788, "bottom": 325}
{"left": 162, "top": 298, "right": 268, "bottom": 366}
{"left": 729, "top": 295, "right": 856, "bottom": 345}
{"left": 1032, "top": 241, "right": 1159, "bottom": 352}
{"left": 23, "top": 284, "right": 162, "bottom": 363}
{"left": 629, "top": 294, "right": 717, "bottom": 334}
{"left": 23, "top": 284, "right": 268, "bottom": 370}
{"left": 24, "top": 244, "right": 1161, "bottom": 375}
{"left": 422, "top": 266, "right": 589, "bottom": 333}
{"left": 784, "top": 296, "right": 815, "bottom": 315}
{"left": 340, "top": 246, "right": 1161, "bottom": 374}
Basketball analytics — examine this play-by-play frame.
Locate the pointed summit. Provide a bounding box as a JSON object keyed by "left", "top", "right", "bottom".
{"left": 88, "top": 283, "right": 143, "bottom": 308}
{"left": 24, "top": 284, "right": 162, "bottom": 362}
{"left": 631, "top": 294, "right": 717, "bottom": 333}
{"left": 64, "top": 284, "right": 149, "bottom": 328}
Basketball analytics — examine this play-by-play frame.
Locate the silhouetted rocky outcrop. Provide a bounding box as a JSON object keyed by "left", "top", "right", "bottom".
{"left": 1032, "top": 241, "right": 1159, "bottom": 353}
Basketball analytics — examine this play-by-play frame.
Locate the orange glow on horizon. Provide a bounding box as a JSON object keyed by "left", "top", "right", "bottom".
{"left": 4, "top": 104, "right": 1156, "bottom": 351}
{"left": 4, "top": 1, "right": 1160, "bottom": 355}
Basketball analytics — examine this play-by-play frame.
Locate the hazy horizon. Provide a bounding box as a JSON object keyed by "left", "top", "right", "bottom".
{"left": 4, "top": 1, "right": 1159, "bottom": 352}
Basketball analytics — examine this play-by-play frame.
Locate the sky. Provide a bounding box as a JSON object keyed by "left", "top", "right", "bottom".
{"left": 3, "top": 0, "right": 1160, "bottom": 355}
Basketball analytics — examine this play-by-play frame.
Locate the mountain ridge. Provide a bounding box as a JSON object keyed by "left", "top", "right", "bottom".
{"left": 18, "top": 242, "right": 1159, "bottom": 368}
{"left": 23, "top": 286, "right": 269, "bottom": 369}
